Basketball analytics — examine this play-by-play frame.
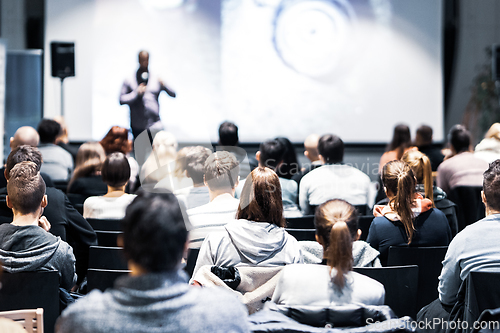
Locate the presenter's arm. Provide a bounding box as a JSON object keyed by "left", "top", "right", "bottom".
{"left": 159, "top": 79, "right": 176, "bottom": 98}
{"left": 119, "top": 80, "right": 144, "bottom": 105}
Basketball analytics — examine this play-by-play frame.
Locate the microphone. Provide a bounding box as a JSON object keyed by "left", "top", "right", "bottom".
{"left": 141, "top": 71, "right": 149, "bottom": 85}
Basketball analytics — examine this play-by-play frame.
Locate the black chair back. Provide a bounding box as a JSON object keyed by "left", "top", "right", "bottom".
{"left": 354, "top": 265, "right": 419, "bottom": 319}
{"left": 448, "top": 186, "right": 485, "bottom": 232}
{"left": 387, "top": 246, "right": 448, "bottom": 311}
{"left": 88, "top": 246, "right": 128, "bottom": 270}
{"left": 184, "top": 248, "right": 200, "bottom": 278}
{"left": 285, "top": 229, "right": 316, "bottom": 242}
{"left": 87, "top": 218, "right": 123, "bottom": 231}
{"left": 465, "top": 271, "right": 500, "bottom": 332}
{"left": 358, "top": 215, "right": 374, "bottom": 241}
{"left": 285, "top": 216, "right": 314, "bottom": 229}
{"left": 87, "top": 268, "right": 130, "bottom": 292}
{"left": 95, "top": 230, "right": 123, "bottom": 247}
{"left": 0, "top": 270, "right": 59, "bottom": 333}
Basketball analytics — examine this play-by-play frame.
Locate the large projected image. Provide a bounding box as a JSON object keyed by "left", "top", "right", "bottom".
{"left": 87, "top": 0, "right": 442, "bottom": 143}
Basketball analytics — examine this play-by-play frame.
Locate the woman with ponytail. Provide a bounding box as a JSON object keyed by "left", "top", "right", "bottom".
{"left": 367, "top": 160, "right": 451, "bottom": 265}
{"left": 402, "top": 150, "right": 459, "bottom": 236}
{"left": 272, "top": 200, "right": 385, "bottom": 306}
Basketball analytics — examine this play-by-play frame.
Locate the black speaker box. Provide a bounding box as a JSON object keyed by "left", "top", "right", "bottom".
{"left": 51, "top": 42, "right": 75, "bottom": 78}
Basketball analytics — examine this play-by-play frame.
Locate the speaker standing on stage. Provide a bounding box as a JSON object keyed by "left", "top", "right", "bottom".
{"left": 119, "top": 50, "right": 176, "bottom": 138}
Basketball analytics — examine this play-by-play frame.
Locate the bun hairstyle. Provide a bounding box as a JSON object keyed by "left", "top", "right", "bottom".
{"left": 382, "top": 160, "right": 416, "bottom": 243}
{"left": 401, "top": 150, "right": 434, "bottom": 207}
{"left": 315, "top": 199, "right": 358, "bottom": 289}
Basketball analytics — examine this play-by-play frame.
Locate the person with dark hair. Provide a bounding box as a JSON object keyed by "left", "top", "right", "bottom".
{"left": 56, "top": 191, "right": 250, "bottom": 333}
{"left": 379, "top": 124, "right": 413, "bottom": 172}
{"left": 0, "top": 145, "right": 96, "bottom": 285}
{"left": 67, "top": 142, "right": 107, "bottom": 196}
{"left": 37, "top": 118, "right": 74, "bottom": 181}
{"left": 275, "top": 137, "right": 300, "bottom": 180}
{"left": 271, "top": 199, "right": 384, "bottom": 306}
{"left": 367, "top": 160, "right": 451, "bottom": 265}
{"left": 192, "top": 167, "right": 303, "bottom": 277}
{"left": 0, "top": 162, "right": 76, "bottom": 291}
{"left": 417, "top": 159, "right": 500, "bottom": 329}
{"left": 255, "top": 139, "right": 300, "bottom": 216}
{"left": 219, "top": 121, "right": 239, "bottom": 146}
{"left": 119, "top": 51, "right": 176, "bottom": 139}
{"left": 437, "top": 125, "right": 489, "bottom": 195}
{"left": 415, "top": 124, "right": 444, "bottom": 171}
{"left": 176, "top": 146, "right": 212, "bottom": 209}
{"left": 187, "top": 151, "right": 240, "bottom": 249}
{"left": 299, "top": 134, "right": 372, "bottom": 215}
{"left": 83, "top": 152, "right": 136, "bottom": 219}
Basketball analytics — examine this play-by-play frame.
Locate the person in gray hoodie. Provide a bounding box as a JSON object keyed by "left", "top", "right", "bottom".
{"left": 192, "top": 167, "right": 303, "bottom": 277}
{"left": 0, "top": 161, "right": 76, "bottom": 291}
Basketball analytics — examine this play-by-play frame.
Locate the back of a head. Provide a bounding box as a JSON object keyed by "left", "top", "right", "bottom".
{"left": 219, "top": 121, "right": 239, "bottom": 146}
{"left": 382, "top": 160, "right": 416, "bottom": 243}
{"left": 37, "top": 119, "right": 61, "bottom": 144}
{"left": 204, "top": 151, "right": 240, "bottom": 191}
{"left": 401, "top": 150, "right": 434, "bottom": 205}
{"left": 304, "top": 134, "right": 320, "bottom": 161}
{"left": 483, "top": 160, "right": 500, "bottom": 212}
{"left": 102, "top": 152, "right": 131, "bottom": 188}
{"left": 416, "top": 125, "right": 433, "bottom": 146}
{"left": 237, "top": 167, "right": 285, "bottom": 227}
{"left": 448, "top": 124, "right": 471, "bottom": 154}
{"left": 7, "top": 161, "right": 46, "bottom": 215}
{"left": 100, "top": 126, "right": 133, "bottom": 155}
{"left": 152, "top": 131, "right": 177, "bottom": 159}
{"left": 6, "top": 145, "right": 42, "bottom": 179}
{"left": 122, "top": 191, "right": 188, "bottom": 272}
{"left": 259, "top": 139, "right": 286, "bottom": 170}
{"left": 185, "top": 146, "right": 212, "bottom": 185}
{"left": 275, "top": 137, "right": 300, "bottom": 179}
{"left": 69, "top": 142, "right": 107, "bottom": 189}
{"left": 485, "top": 123, "right": 500, "bottom": 141}
{"left": 388, "top": 124, "right": 411, "bottom": 152}
{"left": 318, "top": 134, "right": 344, "bottom": 164}
{"left": 11, "top": 126, "right": 39, "bottom": 149}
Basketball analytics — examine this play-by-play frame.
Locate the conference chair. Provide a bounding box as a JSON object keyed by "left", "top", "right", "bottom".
{"left": 87, "top": 218, "right": 123, "bottom": 232}
{"left": 285, "top": 228, "right": 316, "bottom": 242}
{"left": 0, "top": 308, "right": 44, "bottom": 333}
{"left": 448, "top": 186, "right": 485, "bottom": 232}
{"left": 95, "top": 230, "right": 122, "bottom": 247}
{"left": 387, "top": 246, "right": 448, "bottom": 311}
{"left": 464, "top": 271, "right": 500, "bottom": 333}
{"left": 88, "top": 246, "right": 128, "bottom": 270}
{"left": 358, "top": 215, "right": 374, "bottom": 241}
{"left": 0, "top": 271, "right": 59, "bottom": 333}
{"left": 285, "top": 215, "right": 314, "bottom": 229}
{"left": 184, "top": 248, "right": 200, "bottom": 278}
{"left": 87, "top": 268, "right": 130, "bottom": 292}
{"left": 354, "top": 265, "right": 419, "bottom": 319}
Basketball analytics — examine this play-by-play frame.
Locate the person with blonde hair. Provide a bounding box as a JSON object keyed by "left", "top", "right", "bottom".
{"left": 67, "top": 142, "right": 107, "bottom": 196}
{"left": 367, "top": 160, "right": 451, "bottom": 265}
{"left": 272, "top": 199, "right": 384, "bottom": 306}
{"left": 475, "top": 122, "right": 500, "bottom": 163}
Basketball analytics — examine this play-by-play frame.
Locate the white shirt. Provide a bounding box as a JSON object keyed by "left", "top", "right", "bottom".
{"left": 83, "top": 194, "right": 137, "bottom": 219}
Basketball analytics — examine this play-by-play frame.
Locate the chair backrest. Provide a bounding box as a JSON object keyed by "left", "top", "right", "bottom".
{"left": 358, "top": 215, "right": 374, "bottom": 241}
{"left": 87, "top": 218, "right": 123, "bottom": 232}
{"left": 285, "top": 229, "right": 316, "bottom": 242}
{"left": 0, "top": 308, "right": 44, "bottom": 333}
{"left": 87, "top": 268, "right": 130, "bottom": 292}
{"left": 354, "top": 265, "right": 419, "bottom": 319}
{"left": 448, "top": 186, "right": 485, "bottom": 232}
{"left": 285, "top": 216, "right": 314, "bottom": 229}
{"left": 95, "top": 230, "right": 122, "bottom": 247}
{"left": 88, "top": 246, "right": 128, "bottom": 270}
{"left": 464, "top": 270, "right": 500, "bottom": 331}
{"left": 0, "top": 271, "right": 59, "bottom": 333}
{"left": 184, "top": 248, "right": 200, "bottom": 278}
{"left": 387, "top": 246, "right": 448, "bottom": 311}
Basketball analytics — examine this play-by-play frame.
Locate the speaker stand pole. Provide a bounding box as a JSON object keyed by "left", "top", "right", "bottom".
{"left": 60, "top": 77, "right": 65, "bottom": 117}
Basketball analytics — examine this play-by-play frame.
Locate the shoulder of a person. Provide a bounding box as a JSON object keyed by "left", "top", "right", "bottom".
{"left": 351, "top": 271, "right": 384, "bottom": 290}
{"left": 61, "top": 289, "right": 107, "bottom": 318}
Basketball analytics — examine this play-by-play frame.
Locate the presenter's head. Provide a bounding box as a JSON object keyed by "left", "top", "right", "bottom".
{"left": 138, "top": 50, "right": 149, "bottom": 71}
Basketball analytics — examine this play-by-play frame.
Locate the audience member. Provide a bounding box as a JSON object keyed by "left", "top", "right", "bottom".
{"left": 84, "top": 152, "right": 137, "bottom": 219}
{"left": 292, "top": 133, "right": 323, "bottom": 186}
{"left": 37, "top": 118, "right": 74, "bottom": 182}
{"left": 379, "top": 124, "right": 413, "bottom": 172}
{"left": 256, "top": 139, "right": 300, "bottom": 215}
{"left": 176, "top": 146, "right": 212, "bottom": 209}
{"left": 0, "top": 145, "right": 97, "bottom": 284}
{"left": 272, "top": 201, "right": 384, "bottom": 306}
{"left": 415, "top": 124, "right": 444, "bottom": 171}
{"left": 275, "top": 137, "right": 300, "bottom": 180}
{"left": 217, "top": 121, "right": 258, "bottom": 178}
{"left": 474, "top": 122, "right": 500, "bottom": 163}
{"left": 299, "top": 134, "right": 372, "bottom": 215}
{"left": 100, "top": 126, "right": 139, "bottom": 192}
{"left": 0, "top": 126, "right": 53, "bottom": 188}
{"left": 402, "top": 150, "right": 459, "bottom": 236}
{"left": 67, "top": 142, "right": 107, "bottom": 196}
{"left": 417, "top": 159, "right": 500, "bottom": 329}
{"left": 192, "top": 167, "right": 303, "bottom": 277}
{"left": 0, "top": 161, "right": 76, "bottom": 291}
{"left": 367, "top": 160, "right": 451, "bottom": 265}
{"left": 141, "top": 131, "right": 178, "bottom": 188}
{"left": 437, "top": 125, "right": 489, "bottom": 195}
{"left": 155, "top": 145, "right": 194, "bottom": 191}
{"left": 187, "top": 151, "right": 240, "bottom": 249}
{"left": 54, "top": 116, "right": 79, "bottom": 163}
{"left": 56, "top": 191, "right": 250, "bottom": 333}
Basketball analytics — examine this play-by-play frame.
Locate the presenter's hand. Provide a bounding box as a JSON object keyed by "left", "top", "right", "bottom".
{"left": 137, "top": 83, "right": 147, "bottom": 95}
{"left": 38, "top": 216, "right": 51, "bottom": 232}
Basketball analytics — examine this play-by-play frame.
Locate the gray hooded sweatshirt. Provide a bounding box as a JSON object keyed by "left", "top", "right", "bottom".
{"left": 0, "top": 224, "right": 77, "bottom": 290}
{"left": 193, "top": 219, "right": 303, "bottom": 277}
